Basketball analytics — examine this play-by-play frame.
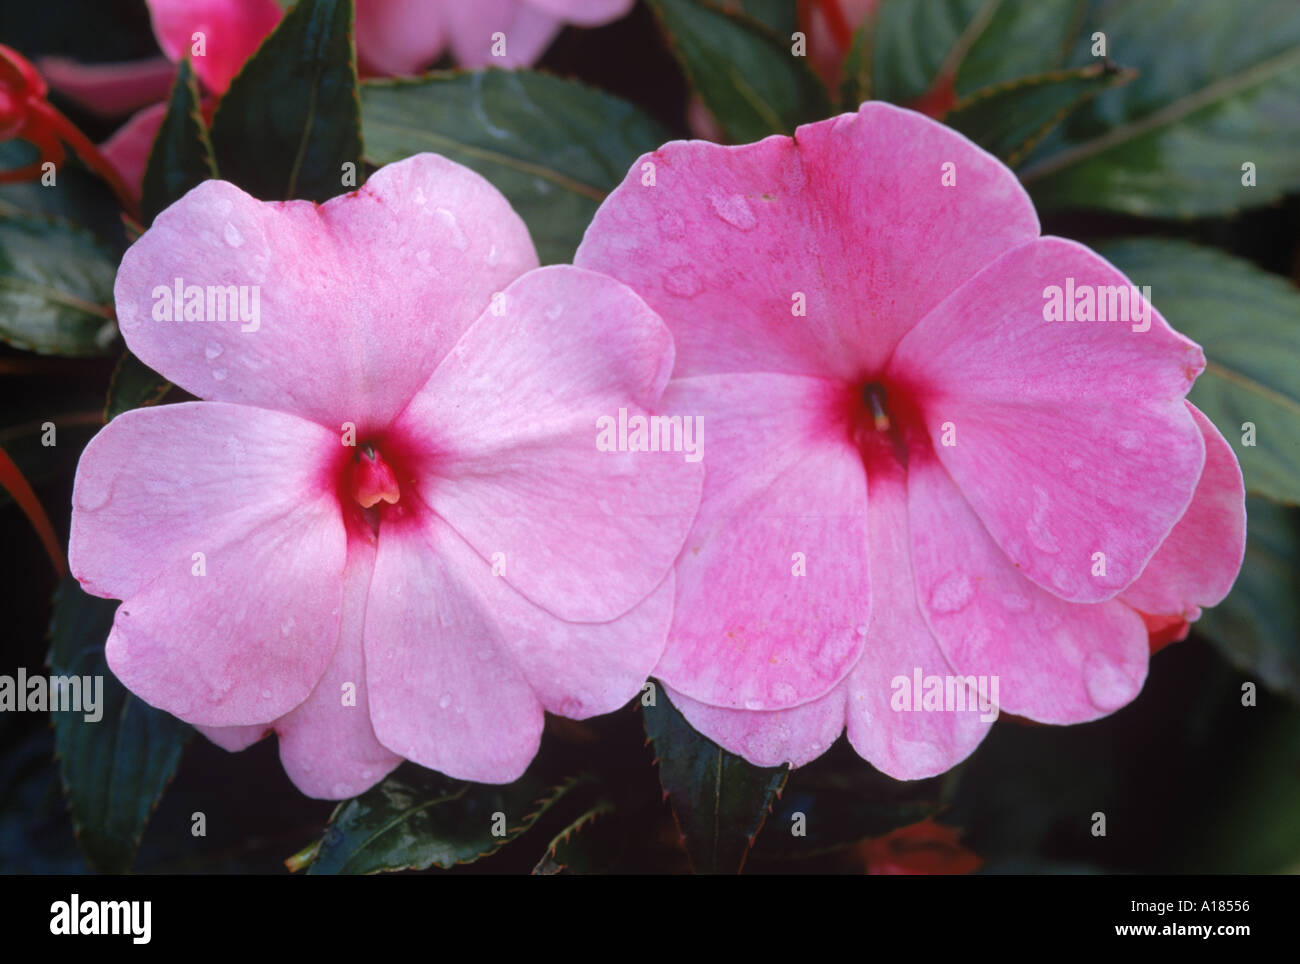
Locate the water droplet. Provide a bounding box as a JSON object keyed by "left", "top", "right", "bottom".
{"left": 223, "top": 222, "right": 244, "bottom": 247}
{"left": 486, "top": 243, "right": 500, "bottom": 266}
{"left": 743, "top": 698, "right": 764, "bottom": 710}
{"left": 260, "top": 688, "right": 272, "bottom": 699}
{"left": 658, "top": 210, "right": 686, "bottom": 240}
{"left": 545, "top": 303, "right": 562, "bottom": 320}
{"left": 1083, "top": 652, "right": 1137, "bottom": 710}
{"left": 281, "top": 616, "right": 295, "bottom": 637}
{"left": 204, "top": 340, "right": 223, "bottom": 360}
{"left": 559, "top": 696, "right": 583, "bottom": 716}
{"left": 331, "top": 782, "right": 349, "bottom": 797}
{"left": 708, "top": 192, "right": 757, "bottom": 231}
{"left": 436, "top": 207, "right": 468, "bottom": 251}
{"left": 999, "top": 592, "right": 1032, "bottom": 613}
{"left": 664, "top": 266, "right": 701, "bottom": 297}
{"left": 211, "top": 368, "right": 228, "bottom": 381}
{"left": 438, "top": 693, "right": 452, "bottom": 709}
{"left": 413, "top": 186, "right": 427, "bottom": 205}
{"left": 929, "top": 572, "right": 974, "bottom": 614}
{"left": 855, "top": 624, "right": 869, "bottom": 636}
{"left": 1118, "top": 430, "right": 1142, "bottom": 452}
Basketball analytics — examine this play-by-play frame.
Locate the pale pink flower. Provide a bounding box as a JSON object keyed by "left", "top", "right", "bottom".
{"left": 70, "top": 153, "right": 701, "bottom": 797}
{"left": 574, "top": 102, "right": 1246, "bottom": 779}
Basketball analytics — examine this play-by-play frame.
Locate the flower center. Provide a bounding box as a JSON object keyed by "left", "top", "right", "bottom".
{"left": 351, "top": 442, "right": 400, "bottom": 508}
{"left": 848, "top": 378, "right": 917, "bottom": 472}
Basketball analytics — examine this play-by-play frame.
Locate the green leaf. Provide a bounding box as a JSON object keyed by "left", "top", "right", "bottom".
{"left": 141, "top": 58, "right": 217, "bottom": 224}
{"left": 1198, "top": 497, "right": 1300, "bottom": 702}
{"left": 47, "top": 575, "right": 192, "bottom": 873}
{"left": 945, "top": 61, "right": 1135, "bottom": 167}
{"left": 646, "top": 0, "right": 831, "bottom": 142}
{"left": 1021, "top": 0, "right": 1300, "bottom": 216}
{"left": 1097, "top": 238, "right": 1300, "bottom": 504}
{"left": 0, "top": 214, "right": 117, "bottom": 357}
{"left": 531, "top": 797, "right": 615, "bottom": 875}
{"left": 210, "top": 0, "right": 362, "bottom": 202}
{"left": 104, "top": 351, "right": 170, "bottom": 422}
{"left": 642, "top": 686, "right": 788, "bottom": 873}
{"left": 307, "top": 765, "right": 585, "bottom": 874}
{"left": 361, "top": 71, "right": 670, "bottom": 264}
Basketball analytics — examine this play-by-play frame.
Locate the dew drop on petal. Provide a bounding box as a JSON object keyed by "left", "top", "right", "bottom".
{"left": 929, "top": 572, "right": 974, "bottom": 614}
{"left": 436, "top": 207, "right": 468, "bottom": 251}
{"left": 223, "top": 222, "right": 244, "bottom": 247}
{"left": 211, "top": 368, "right": 228, "bottom": 381}
{"left": 260, "top": 688, "right": 272, "bottom": 699}
{"left": 743, "top": 698, "right": 764, "bottom": 710}
{"left": 770, "top": 682, "right": 797, "bottom": 705}
{"left": 438, "top": 693, "right": 452, "bottom": 709}
{"left": 281, "top": 616, "right": 295, "bottom": 637}
{"left": 664, "top": 265, "right": 701, "bottom": 297}
{"left": 708, "top": 192, "right": 757, "bottom": 231}
{"left": 486, "top": 243, "right": 500, "bottom": 266}
{"left": 1083, "top": 652, "right": 1136, "bottom": 711}
{"left": 205, "top": 340, "right": 223, "bottom": 360}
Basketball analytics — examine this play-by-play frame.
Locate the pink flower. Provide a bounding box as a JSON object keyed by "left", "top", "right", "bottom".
{"left": 70, "top": 153, "right": 702, "bottom": 797}
{"left": 45, "top": 0, "right": 636, "bottom": 196}
{"left": 574, "top": 102, "right": 1246, "bottom": 779}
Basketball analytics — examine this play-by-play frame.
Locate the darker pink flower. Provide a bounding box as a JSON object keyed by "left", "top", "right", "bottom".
{"left": 574, "top": 102, "right": 1246, "bottom": 779}
{"left": 70, "top": 153, "right": 701, "bottom": 797}
{"left": 48, "top": 0, "right": 635, "bottom": 195}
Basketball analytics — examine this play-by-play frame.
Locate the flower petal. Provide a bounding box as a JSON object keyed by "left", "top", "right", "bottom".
{"left": 114, "top": 154, "right": 538, "bottom": 429}
{"left": 70, "top": 402, "right": 347, "bottom": 726}
{"left": 526, "top": 0, "right": 635, "bottom": 26}
{"left": 101, "top": 103, "right": 168, "bottom": 200}
{"left": 444, "top": 0, "right": 563, "bottom": 68}
{"left": 664, "top": 682, "right": 845, "bottom": 769}
{"left": 363, "top": 518, "right": 544, "bottom": 784}
{"left": 1121, "top": 404, "right": 1246, "bottom": 617}
{"left": 652, "top": 372, "right": 869, "bottom": 711}
{"left": 37, "top": 55, "right": 176, "bottom": 117}
{"left": 574, "top": 101, "right": 1039, "bottom": 379}
{"left": 147, "top": 0, "right": 282, "bottom": 94}
{"left": 275, "top": 541, "right": 403, "bottom": 798}
{"left": 907, "top": 452, "right": 1149, "bottom": 723}
{"left": 395, "top": 264, "right": 702, "bottom": 623}
{"left": 355, "top": 0, "right": 447, "bottom": 76}
{"left": 845, "top": 458, "right": 993, "bottom": 779}
{"left": 890, "top": 236, "right": 1207, "bottom": 602}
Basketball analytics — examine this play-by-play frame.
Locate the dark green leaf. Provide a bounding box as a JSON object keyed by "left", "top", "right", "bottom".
{"left": 863, "top": 0, "right": 1089, "bottom": 108}
{"left": 1198, "top": 497, "right": 1300, "bottom": 702}
{"left": 47, "top": 575, "right": 192, "bottom": 873}
{"left": 141, "top": 58, "right": 218, "bottom": 224}
{"left": 1098, "top": 238, "right": 1300, "bottom": 504}
{"left": 646, "top": 0, "right": 831, "bottom": 142}
{"left": 0, "top": 214, "right": 117, "bottom": 357}
{"left": 361, "top": 71, "right": 670, "bottom": 264}
{"left": 1022, "top": 0, "right": 1300, "bottom": 216}
{"left": 210, "top": 0, "right": 362, "bottom": 202}
{"left": 531, "top": 797, "right": 615, "bottom": 875}
{"left": 307, "top": 764, "right": 585, "bottom": 874}
{"left": 104, "top": 351, "right": 170, "bottom": 421}
{"left": 946, "top": 61, "right": 1135, "bottom": 166}
{"left": 642, "top": 686, "right": 788, "bottom": 873}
